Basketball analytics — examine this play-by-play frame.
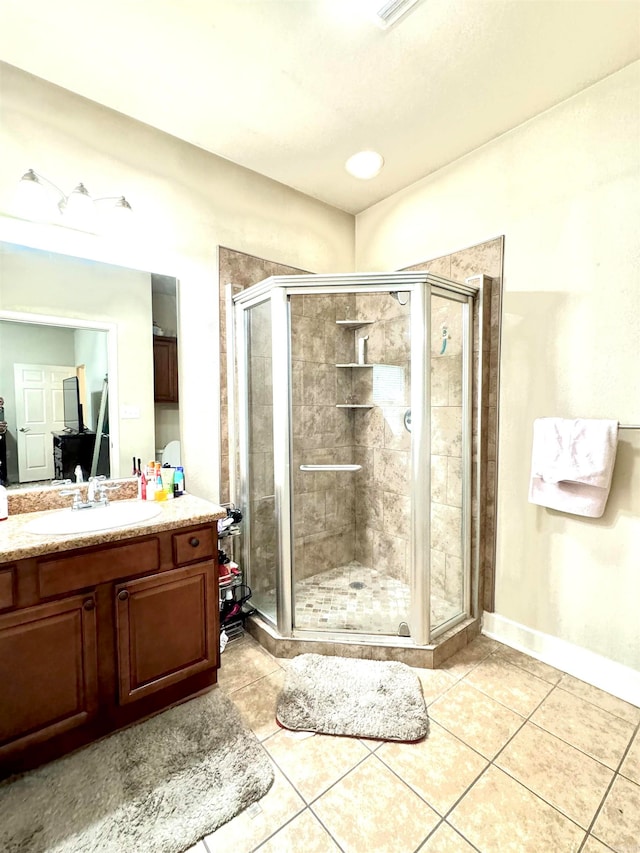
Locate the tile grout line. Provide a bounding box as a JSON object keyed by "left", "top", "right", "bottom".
{"left": 449, "top": 656, "right": 637, "bottom": 769}
{"left": 552, "top": 683, "right": 640, "bottom": 728}
{"left": 575, "top": 717, "right": 640, "bottom": 853}
{"left": 475, "top": 648, "right": 639, "bottom": 729}
{"left": 435, "top": 681, "right": 588, "bottom": 848}
{"left": 249, "top": 805, "right": 347, "bottom": 853}
{"left": 221, "top": 640, "right": 637, "bottom": 852}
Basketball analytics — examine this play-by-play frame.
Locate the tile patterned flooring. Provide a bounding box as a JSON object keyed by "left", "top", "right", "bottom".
{"left": 187, "top": 634, "right": 640, "bottom": 853}
{"left": 256, "top": 562, "right": 460, "bottom": 635}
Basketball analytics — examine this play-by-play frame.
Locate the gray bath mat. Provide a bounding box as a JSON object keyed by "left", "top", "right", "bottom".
{"left": 0, "top": 689, "right": 274, "bottom": 853}
{"left": 276, "top": 653, "right": 429, "bottom": 742}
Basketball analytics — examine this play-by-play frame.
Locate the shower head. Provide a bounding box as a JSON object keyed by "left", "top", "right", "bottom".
{"left": 390, "top": 291, "right": 410, "bottom": 306}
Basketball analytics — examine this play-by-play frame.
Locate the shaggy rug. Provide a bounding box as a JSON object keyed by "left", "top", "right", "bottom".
{"left": 276, "top": 654, "right": 429, "bottom": 742}
{"left": 0, "top": 689, "right": 274, "bottom": 853}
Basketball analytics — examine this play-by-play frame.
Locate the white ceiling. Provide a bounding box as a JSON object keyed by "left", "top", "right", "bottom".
{"left": 1, "top": 0, "right": 639, "bottom": 214}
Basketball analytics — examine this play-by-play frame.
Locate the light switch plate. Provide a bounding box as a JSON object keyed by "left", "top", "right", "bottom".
{"left": 121, "top": 405, "right": 140, "bottom": 419}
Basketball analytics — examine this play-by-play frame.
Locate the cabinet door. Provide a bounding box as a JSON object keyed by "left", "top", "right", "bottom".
{"left": 0, "top": 594, "right": 98, "bottom": 756}
{"left": 153, "top": 337, "right": 178, "bottom": 403}
{"left": 115, "top": 562, "right": 217, "bottom": 704}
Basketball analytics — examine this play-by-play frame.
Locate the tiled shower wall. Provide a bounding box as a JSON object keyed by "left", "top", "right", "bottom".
{"left": 351, "top": 293, "right": 412, "bottom": 584}
{"left": 404, "top": 238, "right": 503, "bottom": 613}
{"left": 290, "top": 293, "right": 358, "bottom": 580}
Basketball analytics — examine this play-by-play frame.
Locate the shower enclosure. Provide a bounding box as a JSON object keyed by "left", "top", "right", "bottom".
{"left": 227, "top": 272, "right": 479, "bottom": 646}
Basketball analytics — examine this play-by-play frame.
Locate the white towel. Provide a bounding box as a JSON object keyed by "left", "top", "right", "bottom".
{"left": 528, "top": 418, "right": 618, "bottom": 518}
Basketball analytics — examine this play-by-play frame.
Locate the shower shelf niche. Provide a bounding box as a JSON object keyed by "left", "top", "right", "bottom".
{"left": 336, "top": 404, "right": 374, "bottom": 408}
{"left": 335, "top": 319, "right": 374, "bottom": 330}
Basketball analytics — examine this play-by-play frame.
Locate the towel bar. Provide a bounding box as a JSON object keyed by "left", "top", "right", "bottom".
{"left": 299, "top": 464, "right": 362, "bottom": 472}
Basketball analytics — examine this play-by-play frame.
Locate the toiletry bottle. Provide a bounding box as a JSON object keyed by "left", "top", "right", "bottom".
{"left": 161, "top": 466, "right": 175, "bottom": 499}
{"left": 145, "top": 464, "right": 156, "bottom": 501}
{"left": 174, "top": 466, "right": 185, "bottom": 496}
{"left": 0, "top": 485, "right": 8, "bottom": 521}
{"left": 140, "top": 469, "right": 147, "bottom": 501}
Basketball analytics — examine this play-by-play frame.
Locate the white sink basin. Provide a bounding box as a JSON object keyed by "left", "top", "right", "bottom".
{"left": 25, "top": 501, "right": 163, "bottom": 535}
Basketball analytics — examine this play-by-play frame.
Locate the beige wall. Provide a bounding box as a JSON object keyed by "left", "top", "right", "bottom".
{"left": 356, "top": 62, "right": 640, "bottom": 669}
{"left": 0, "top": 62, "right": 355, "bottom": 500}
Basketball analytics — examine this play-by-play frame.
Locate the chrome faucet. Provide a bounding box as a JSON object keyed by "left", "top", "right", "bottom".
{"left": 61, "top": 476, "right": 117, "bottom": 510}
{"left": 60, "top": 487, "right": 91, "bottom": 511}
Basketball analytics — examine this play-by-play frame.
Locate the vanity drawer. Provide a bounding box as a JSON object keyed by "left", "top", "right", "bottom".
{"left": 38, "top": 539, "right": 160, "bottom": 598}
{"left": 0, "top": 568, "right": 15, "bottom": 611}
{"left": 173, "top": 526, "right": 215, "bottom": 566}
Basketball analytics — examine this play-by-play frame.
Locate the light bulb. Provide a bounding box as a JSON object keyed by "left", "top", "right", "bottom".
{"left": 345, "top": 150, "right": 385, "bottom": 179}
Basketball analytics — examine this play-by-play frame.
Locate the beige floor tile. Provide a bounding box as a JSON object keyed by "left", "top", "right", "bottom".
{"left": 581, "top": 836, "right": 615, "bottom": 853}
{"left": 204, "top": 766, "right": 304, "bottom": 852}
{"left": 264, "top": 729, "right": 369, "bottom": 802}
{"left": 417, "top": 821, "right": 476, "bottom": 851}
{"left": 217, "top": 638, "right": 282, "bottom": 694}
{"left": 557, "top": 674, "right": 640, "bottom": 726}
{"left": 493, "top": 646, "right": 564, "bottom": 684}
{"left": 592, "top": 775, "right": 640, "bottom": 853}
{"left": 377, "top": 720, "right": 487, "bottom": 815}
{"left": 464, "top": 655, "right": 553, "bottom": 716}
{"left": 440, "top": 635, "right": 499, "bottom": 678}
{"left": 312, "top": 755, "right": 440, "bottom": 853}
{"left": 229, "top": 669, "right": 285, "bottom": 741}
{"left": 429, "top": 680, "right": 524, "bottom": 758}
{"left": 416, "top": 667, "right": 458, "bottom": 704}
{"left": 531, "top": 687, "right": 635, "bottom": 770}
{"left": 496, "top": 722, "right": 614, "bottom": 828}
{"left": 256, "top": 809, "right": 340, "bottom": 852}
{"left": 620, "top": 729, "right": 640, "bottom": 784}
{"left": 448, "top": 766, "right": 585, "bottom": 852}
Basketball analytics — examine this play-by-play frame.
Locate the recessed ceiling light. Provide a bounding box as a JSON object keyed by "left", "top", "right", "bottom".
{"left": 345, "top": 150, "right": 385, "bottom": 180}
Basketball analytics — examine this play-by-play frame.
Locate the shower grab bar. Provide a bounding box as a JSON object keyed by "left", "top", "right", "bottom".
{"left": 299, "top": 464, "right": 362, "bottom": 472}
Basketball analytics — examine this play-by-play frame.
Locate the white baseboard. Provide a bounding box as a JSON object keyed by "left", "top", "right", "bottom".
{"left": 482, "top": 612, "right": 640, "bottom": 707}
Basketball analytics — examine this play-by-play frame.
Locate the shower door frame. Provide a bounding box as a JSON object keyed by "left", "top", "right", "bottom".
{"left": 229, "top": 272, "right": 479, "bottom": 646}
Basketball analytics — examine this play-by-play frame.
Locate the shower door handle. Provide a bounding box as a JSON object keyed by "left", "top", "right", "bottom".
{"left": 299, "top": 464, "right": 362, "bottom": 472}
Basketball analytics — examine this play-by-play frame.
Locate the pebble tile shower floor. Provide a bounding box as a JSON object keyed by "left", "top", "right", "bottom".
{"left": 258, "top": 562, "right": 460, "bottom": 634}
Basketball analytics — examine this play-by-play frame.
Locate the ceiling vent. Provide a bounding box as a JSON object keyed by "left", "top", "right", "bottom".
{"left": 375, "top": 0, "right": 422, "bottom": 29}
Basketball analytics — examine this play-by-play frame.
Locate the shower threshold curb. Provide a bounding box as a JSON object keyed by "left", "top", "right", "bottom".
{"left": 245, "top": 613, "right": 481, "bottom": 669}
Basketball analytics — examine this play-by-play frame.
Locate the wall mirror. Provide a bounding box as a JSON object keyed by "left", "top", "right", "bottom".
{"left": 0, "top": 240, "right": 180, "bottom": 490}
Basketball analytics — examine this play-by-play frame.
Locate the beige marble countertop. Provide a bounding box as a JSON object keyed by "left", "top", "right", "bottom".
{"left": 0, "top": 494, "right": 227, "bottom": 562}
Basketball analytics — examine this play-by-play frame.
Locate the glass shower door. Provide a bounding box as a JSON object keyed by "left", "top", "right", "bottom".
{"left": 240, "top": 298, "right": 277, "bottom": 622}
{"left": 429, "top": 291, "right": 471, "bottom": 635}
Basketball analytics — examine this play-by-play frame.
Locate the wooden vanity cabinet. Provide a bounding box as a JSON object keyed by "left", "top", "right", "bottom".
{"left": 0, "top": 594, "right": 98, "bottom": 757}
{"left": 0, "top": 521, "right": 218, "bottom": 778}
{"left": 115, "top": 562, "right": 217, "bottom": 704}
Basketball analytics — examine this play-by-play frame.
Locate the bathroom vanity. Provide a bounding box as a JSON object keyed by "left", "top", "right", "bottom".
{"left": 0, "top": 493, "right": 225, "bottom": 778}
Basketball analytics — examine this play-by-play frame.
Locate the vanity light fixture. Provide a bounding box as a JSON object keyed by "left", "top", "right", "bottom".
{"left": 374, "top": 0, "right": 423, "bottom": 29}
{"left": 344, "top": 150, "right": 385, "bottom": 180}
{"left": 17, "top": 169, "right": 132, "bottom": 229}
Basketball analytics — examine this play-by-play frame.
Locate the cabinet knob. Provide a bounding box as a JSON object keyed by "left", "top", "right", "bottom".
{"left": 83, "top": 597, "right": 95, "bottom": 611}
{"left": 117, "top": 589, "right": 129, "bottom": 601}
{"left": 189, "top": 537, "right": 200, "bottom": 548}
